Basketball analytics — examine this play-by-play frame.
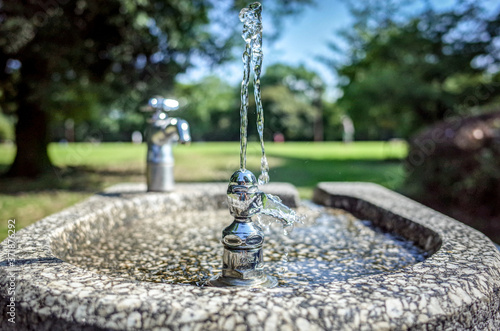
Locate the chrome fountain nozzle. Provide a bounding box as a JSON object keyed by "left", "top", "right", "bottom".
{"left": 210, "top": 169, "right": 297, "bottom": 288}
{"left": 227, "top": 169, "right": 262, "bottom": 218}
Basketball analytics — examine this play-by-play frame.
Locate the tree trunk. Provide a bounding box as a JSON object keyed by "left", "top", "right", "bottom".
{"left": 6, "top": 97, "right": 52, "bottom": 178}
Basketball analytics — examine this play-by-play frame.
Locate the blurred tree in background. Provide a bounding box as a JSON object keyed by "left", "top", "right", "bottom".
{"left": 331, "top": 0, "right": 500, "bottom": 242}
{"left": 334, "top": 0, "right": 500, "bottom": 140}
{"left": 172, "top": 64, "right": 342, "bottom": 142}
{"left": 0, "top": 0, "right": 313, "bottom": 177}
{"left": 174, "top": 76, "right": 240, "bottom": 141}
{"left": 259, "top": 63, "right": 343, "bottom": 142}
{"left": 260, "top": 63, "right": 322, "bottom": 141}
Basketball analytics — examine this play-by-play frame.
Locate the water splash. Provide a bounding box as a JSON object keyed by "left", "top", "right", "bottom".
{"left": 256, "top": 193, "right": 303, "bottom": 234}
{"left": 239, "top": 2, "right": 269, "bottom": 184}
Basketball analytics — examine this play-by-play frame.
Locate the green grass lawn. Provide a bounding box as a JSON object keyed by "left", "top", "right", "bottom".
{"left": 0, "top": 141, "right": 407, "bottom": 240}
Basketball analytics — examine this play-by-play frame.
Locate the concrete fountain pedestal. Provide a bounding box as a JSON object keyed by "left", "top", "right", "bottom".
{"left": 1, "top": 182, "right": 499, "bottom": 330}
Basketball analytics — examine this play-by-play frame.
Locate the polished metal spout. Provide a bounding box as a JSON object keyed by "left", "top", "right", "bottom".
{"left": 145, "top": 97, "right": 191, "bottom": 192}
{"left": 210, "top": 169, "right": 297, "bottom": 288}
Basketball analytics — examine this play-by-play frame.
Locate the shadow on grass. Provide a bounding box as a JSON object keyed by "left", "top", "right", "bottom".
{"left": 0, "top": 165, "right": 144, "bottom": 194}
{"left": 0, "top": 156, "right": 404, "bottom": 195}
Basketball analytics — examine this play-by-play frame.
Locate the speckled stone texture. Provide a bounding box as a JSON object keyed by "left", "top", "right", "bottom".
{"left": 1, "top": 182, "right": 499, "bottom": 331}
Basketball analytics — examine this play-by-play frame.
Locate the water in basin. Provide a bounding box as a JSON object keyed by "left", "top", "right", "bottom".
{"left": 64, "top": 204, "right": 427, "bottom": 288}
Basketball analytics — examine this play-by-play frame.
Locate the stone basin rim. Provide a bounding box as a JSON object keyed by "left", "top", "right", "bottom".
{"left": 1, "top": 182, "right": 500, "bottom": 330}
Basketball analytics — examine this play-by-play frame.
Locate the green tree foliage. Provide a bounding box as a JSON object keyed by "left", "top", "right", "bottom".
{"left": 174, "top": 76, "right": 239, "bottom": 141}
{"left": 260, "top": 63, "right": 327, "bottom": 141}
{"left": 0, "top": 0, "right": 313, "bottom": 177}
{"left": 335, "top": 1, "right": 500, "bottom": 140}
{"left": 172, "top": 64, "right": 339, "bottom": 142}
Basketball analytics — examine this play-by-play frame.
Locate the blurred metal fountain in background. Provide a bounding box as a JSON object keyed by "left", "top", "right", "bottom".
{"left": 143, "top": 97, "right": 191, "bottom": 192}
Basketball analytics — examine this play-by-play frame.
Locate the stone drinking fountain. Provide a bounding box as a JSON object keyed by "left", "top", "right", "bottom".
{"left": 1, "top": 2, "right": 500, "bottom": 330}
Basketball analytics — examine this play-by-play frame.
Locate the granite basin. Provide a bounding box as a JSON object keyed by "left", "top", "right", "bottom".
{"left": 1, "top": 182, "right": 500, "bottom": 330}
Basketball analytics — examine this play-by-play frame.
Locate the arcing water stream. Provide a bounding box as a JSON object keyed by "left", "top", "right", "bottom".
{"left": 239, "top": 2, "right": 269, "bottom": 185}
{"left": 237, "top": 2, "right": 301, "bottom": 235}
